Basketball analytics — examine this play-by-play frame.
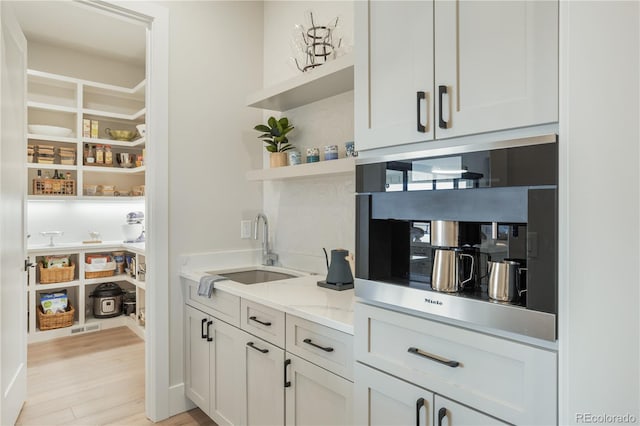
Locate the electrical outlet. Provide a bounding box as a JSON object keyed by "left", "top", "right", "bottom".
{"left": 240, "top": 220, "right": 253, "bottom": 239}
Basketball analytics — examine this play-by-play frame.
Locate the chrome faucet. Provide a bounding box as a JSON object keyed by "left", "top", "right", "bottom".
{"left": 254, "top": 213, "right": 278, "bottom": 266}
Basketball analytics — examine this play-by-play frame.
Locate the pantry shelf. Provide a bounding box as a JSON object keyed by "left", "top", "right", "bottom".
{"left": 26, "top": 67, "right": 148, "bottom": 344}
{"left": 83, "top": 136, "right": 146, "bottom": 148}
{"left": 30, "top": 280, "right": 81, "bottom": 291}
{"left": 83, "top": 107, "right": 146, "bottom": 121}
{"left": 28, "top": 134, "right": 78, "bottom": 144}
{"left": 83, "top": 79, "right": 146, "bottom": 100}
{"left": 27, "top": 101, "right": 77, "bottom": 114}
{"left": 79, "top": 195, "right": 145, "bottom": 202}
{"left": 27, "top": 163, "right": 77, "bottom": 171}
{"left": 82, "top": 165, "right": 145, "bottom": 175}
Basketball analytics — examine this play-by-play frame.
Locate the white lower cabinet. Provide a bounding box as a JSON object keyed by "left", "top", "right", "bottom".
{"left": 184, "top": 304, "right": 245, "bottom": 426}
{"left": 244, "top": 333, "right": 285, "bottom": 425}
{"left": 184, "top": 305, "right": 211, "bottom": 413}
{"left": 354, "top": 303, "right": 557, "bottom": 425}
{"left": 434, "top": 395, "right": 506, "bottom": 426}
{"left": 285, "top": 353, "right": 353, "bottom": 426}
{"left": 355, "top": 362, "right": 507, "bottom": 426}
{"left": 354, "top": 363, "right": 433, "bottom": 426}
{"left": 184, "top": 288, "right": 354, "bottom": 426}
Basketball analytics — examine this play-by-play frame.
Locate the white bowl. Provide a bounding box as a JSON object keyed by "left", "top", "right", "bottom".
{"left": 28, "top": 125, "right": 73, "bottom": 137}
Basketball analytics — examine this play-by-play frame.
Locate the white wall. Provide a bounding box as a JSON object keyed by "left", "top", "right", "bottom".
{"left": 28, "top": 200, "right": 144, "bottom": 245}
{"left": 28, "top": 41, "right": 144, "bottom": 87}
{"left": 263, "top": 1, "right": 355, "bottom": 274}
{"left": 559, "top": 1, "right": 639, "bottom": 424}
{"left": 163, "top": 0, "right": 264, "bottom": 402}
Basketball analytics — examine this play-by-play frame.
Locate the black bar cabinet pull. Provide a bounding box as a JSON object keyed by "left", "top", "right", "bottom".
{"left": 416, "top": 91, "right": 426, "bottom": 133}
{"left": 438, "top": 85, "right": 448, "bottom": 129}
{"left": 303, "top": 338, "right": 334, "bottom": 352}
{"left": 284, "top": 359, "right": 291, "bottom": 388}
{"left": 408, "top": 347, "right": 460, "bottom": 368}
{"left": 438, "top": 407, "right": 447, "bottom": 426}
{"left": 249, "top": 316, "right": 272, "bottom": 326}
{"left": 415, "top": 397, "right": 425, "bottom": 426}
{"left": 200, "top": 318, "right": 207, "bottom": 339}
{"left": 206, "top": 320, "right": 213, "bottom": 342}
{"left": 246, "top": 341, "right": 269, "bottom": 354}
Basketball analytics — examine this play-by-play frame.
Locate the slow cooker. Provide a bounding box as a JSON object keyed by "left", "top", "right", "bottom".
{"left": 90, "top": 282, "right": 124, "bottom": 318}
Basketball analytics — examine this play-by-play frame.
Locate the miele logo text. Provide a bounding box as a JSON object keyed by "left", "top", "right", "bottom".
{"left": 424, "top": 298, "right": 443, "bottom": 306}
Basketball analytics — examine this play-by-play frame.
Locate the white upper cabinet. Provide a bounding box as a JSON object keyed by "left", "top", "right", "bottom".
{"left": 434, "top": 0, "right": 558, "bottom": 139}
{"left": 355, "top": 0, "right": 558, "bottom": 151}
{"left": 355, "top": 0, "right": 435, "bottom": 151}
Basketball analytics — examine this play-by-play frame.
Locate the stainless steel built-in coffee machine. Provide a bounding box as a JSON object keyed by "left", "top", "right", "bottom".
{"left": 355, "top": 137, "right": 558, "bottom": 341}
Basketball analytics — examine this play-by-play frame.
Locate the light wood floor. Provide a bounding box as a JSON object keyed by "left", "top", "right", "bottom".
{"left": 16, "top": 326, "right": 216, "bottom": 426}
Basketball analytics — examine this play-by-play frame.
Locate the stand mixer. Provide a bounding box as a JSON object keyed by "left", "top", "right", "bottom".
{"left": 122, "top": 211, "right": 145, "bottom": 243}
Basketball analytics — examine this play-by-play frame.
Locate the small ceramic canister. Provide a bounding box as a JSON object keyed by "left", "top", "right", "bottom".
{"left": 324, "top": 145, "right": 339, "bottom": 160}
{"left": 306, "top": 147, "right": 320, "bottom": 163}
{"left": 345, "top": 141, "right": 357, "bottom": 157}
{"left": 288, "top": 150, "right": 301, "bottom": 165}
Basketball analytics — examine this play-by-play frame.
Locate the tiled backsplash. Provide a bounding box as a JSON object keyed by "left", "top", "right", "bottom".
{"left": 265, "top": 173, "right": 355, "bottom": 274}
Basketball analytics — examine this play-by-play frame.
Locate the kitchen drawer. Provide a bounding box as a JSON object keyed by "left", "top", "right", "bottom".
{"left": 286, "top": 314, "right": 353, "bottom": 381}
{"left": 184, "top": 279, "right": 240, "bottom": 327}
{"left": 354, "top": 303, "right": 557, "bottom": 425}
{"left": 240, "top": 299, "right": 285, "bottom": 347}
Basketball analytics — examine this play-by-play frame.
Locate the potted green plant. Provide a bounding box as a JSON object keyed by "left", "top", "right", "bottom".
{"left": 254, "top": 116, "right": 295, "bottom": 168}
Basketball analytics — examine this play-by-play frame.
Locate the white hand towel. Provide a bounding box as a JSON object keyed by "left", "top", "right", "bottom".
{"left": 197, "top": 274, "right": 226, "bottom": 297}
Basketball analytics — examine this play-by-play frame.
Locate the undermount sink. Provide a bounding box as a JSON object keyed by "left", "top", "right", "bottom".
{"left": 209, "top": 269, "right": 298, "bottom": 285}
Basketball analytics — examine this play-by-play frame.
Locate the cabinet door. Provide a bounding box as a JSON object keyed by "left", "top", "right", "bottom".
{"left": 434, "top": 395, "right": 507, "bottom": 426}
{"left": 355, "top": 0, "right": 435, "bottom": 151}
{"left": 354, "top": 363, "right": 433, "bottom": 426}
{"left": 184, "top": 305, "right": 210, "bottom": 415}
{"left": 285, "top": 354, "right": 353, "bottom": 426}
{"left": 210, "top": 319, "right": 246, "bottom": 426}
{"left": 243, "top": 333, "right": 285, "bottom": 426}
{"left": 434, "top": 0, "right": 558, "bottom": 139}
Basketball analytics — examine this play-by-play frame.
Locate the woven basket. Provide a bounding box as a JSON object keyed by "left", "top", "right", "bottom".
{"left": 85, "top": 261, "right": 116, "bottom": 279}
{"left": 37, "top": 304, "right": 75, "bottom": 331}
{"left": 39, "top": 263, "right": 75, "bottom": 284}
{"left": 85, "top": 269, "right": 115, "bottom": 279}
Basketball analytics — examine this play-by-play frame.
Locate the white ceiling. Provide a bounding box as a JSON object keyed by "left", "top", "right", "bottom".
{"left": 12, "top": 1, "right": 146, "bottom": 66}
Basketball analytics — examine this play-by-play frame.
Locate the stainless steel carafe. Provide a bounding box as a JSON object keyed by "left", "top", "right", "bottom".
{"left": 488, "top": 260, "right": 527, "bottom": 302}
{"left": 431, "top": 248, "right": 475, "bottom": 292}
{"left": 431, "top": 220, "right": 459, "bottom": 248}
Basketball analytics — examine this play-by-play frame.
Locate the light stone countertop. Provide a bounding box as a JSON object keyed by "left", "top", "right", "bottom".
{"left": 28, "top": 241, "right": 145, "bottom": 255}
{"left": 181, "top": 267, "right": 355, "bottom": 335}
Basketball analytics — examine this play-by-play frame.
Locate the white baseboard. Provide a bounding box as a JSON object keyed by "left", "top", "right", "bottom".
{"left": 168, "top": 383, "right": 195, "bottom": 417}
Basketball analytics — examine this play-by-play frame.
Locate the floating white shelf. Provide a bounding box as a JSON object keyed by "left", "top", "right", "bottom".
{"left": 246, "top": 54, "right": 354, "bottom": 111}
{"left": 246, "top": 157, "right": 355, "bottom": 181}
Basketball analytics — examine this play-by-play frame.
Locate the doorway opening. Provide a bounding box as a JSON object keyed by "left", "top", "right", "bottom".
{"left": 6, "top": 1, "right": 169, "bottom": 423}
